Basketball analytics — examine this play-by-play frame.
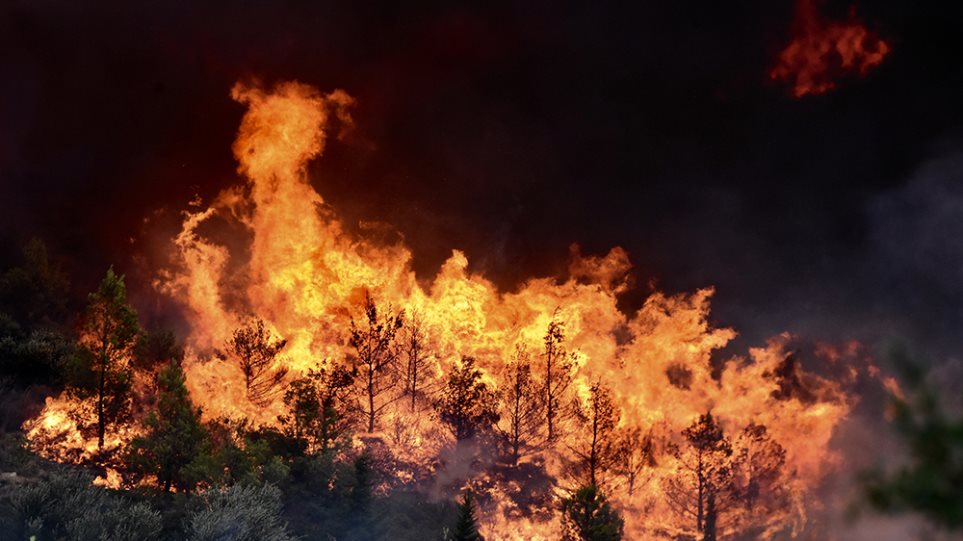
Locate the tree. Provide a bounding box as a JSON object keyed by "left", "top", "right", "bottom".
{"left": 351, "top": 450, "right": 374, "bottom": 514}
{"left": 732, "top": 423, "right": 787, "bottom": 514}
{"left": 862, "top": 349, "right": 963, "bottom": 530}
{"left": 664, "top": 412, "right": 734, "bottom": 539}
{"left": 542, "top": 317, "right": 576, "bottom": 443}
{"left": 570, "top": 380, "right": 620, "bottom": 488}
{"left": 0, "top": 238, "right": 70, "bottom": 328}
{"left": 349, "top": 293, "right": 404, "bottom": 432}
{"left": 560, "top": 484, "right": 624, "bottom": 541}
{"left": 134, "top": 327, "right": 184, "bottom": 371}
{"left": 450, "top": 490, "right": 484, "bottom": 541}
{"left": 279, "top": 362, "right": 354, "bottom": 455}
{"left": 128, "top": 360, "right": 209, "bottom": 492}
{"left": 436, "top": 356, "right": 499, "bottom": 442}
{"left": 77, "top": 267, "right": 140, "bottom": 449}
{"left": 496, "top": 346, "right": 543, "bottom": 465}
{"left": 614, "top": 426, "right": 656, "bottom": 496}
{"left": 400, "top": 313, "right": 435, "bottom": 413}
{"left": 226, "top": 318, "right": 289, "bottom": 406}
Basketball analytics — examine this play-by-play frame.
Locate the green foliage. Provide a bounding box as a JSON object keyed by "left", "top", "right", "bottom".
{"left": 279, "top": 363, "right": 354, "bottom": 456}
{"left": 134, "top": 328, "right": 185, "bottom": 371}
{"left": 187, "top": 483, "right": 296, "bottom": 541}
{"left": 5, "top": 470, "right": 161, "bottom": 541}
{"left": 74, "top": 267, "right": 141, "bottom": 449}
{"left": 0, "top": 238, "right": 70, "bottom": 328}
{"left": 560, "top": 484, "right": 624, "bottom": 541}
{"left": 206, "top": 419, "right": 291, "bottom": 487}
{"left": 128, "top": 361, "right": 209, "bottom": 492}
{"left": 350, "top": 450, "right": 373, "bottom": 514}
{"left": 449, "top": 490, "right": 483, "bottom": 541}
{"left": 436, "top": 356, "right": 499, "bottom": 442}
{"left": 862, "top": 348, "right": 963, "bottom": 530}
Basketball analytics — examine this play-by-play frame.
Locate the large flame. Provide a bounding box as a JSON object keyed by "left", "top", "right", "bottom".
{"left": 27, "top": 80, "right": 867, "bottom": 539}
{"left": 771, "top": 0, "right": 889, "bottom": 97}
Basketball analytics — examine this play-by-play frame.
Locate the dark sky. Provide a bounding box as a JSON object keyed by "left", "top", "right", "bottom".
{"left": 2, "top": 0, "right": 963, "bottom": 358}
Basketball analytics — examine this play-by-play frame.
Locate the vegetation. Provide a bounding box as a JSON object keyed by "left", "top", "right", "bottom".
{"left": 560, "top": 484, "right": 624, "bottom": 541}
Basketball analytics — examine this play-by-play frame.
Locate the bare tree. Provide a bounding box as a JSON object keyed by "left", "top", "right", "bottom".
{"left": 225, "top": 318, "right": 289, "bottom": 406}
{"left": 542, "top": 316, "right": 576, "bottom": 443}
{"left": 496, "top": 346, "right": 543, "bottom": 465}
{"left": 570, "top": 380, "right": 621, "bottom": 487}
{"left": 400, "top": 313, "right": 434, "bottom": 414}
{"left": 349, "top": 293, "right": 404, "bottom": 433}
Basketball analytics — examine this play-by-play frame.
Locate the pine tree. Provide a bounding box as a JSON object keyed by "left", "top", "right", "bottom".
{"left": 128, "top": 360, "right": 208, "bottom": 492}
{"left": 77, "top": 267, "right": 140, "bottom": 449}
{"left": 436, "top": 356, "right": 499, "bottom": 442}
{"left": 664, "top": 412, "right": 734, "bottom": 538}
{"left": 349, "top": 293, "right": 404, "bottom": 433}
{"left": 401, "top": 313, "right": 435, "bottom": 414}
{"left": 560, "top": 484, "right": 624, "bottom": 541}
{"left": 450, "top": 490, "right": 484, "bottom": 541}
{"left": 351, "top": 450, "right": 373, "bottom": 514}
{"left": 571, "top": 380, "right": 620, "bottom": 487}
{"left": 279, "top": 363, "right": 354, "bottom": 455}
{"left": 496, "top": 346, "right": 543, "bottom": 465}
{"left": 542, "top": 317, "right": 575, "bottom": 443}
{"left": 225, "top": 318, "right": 289, "bottom": 406}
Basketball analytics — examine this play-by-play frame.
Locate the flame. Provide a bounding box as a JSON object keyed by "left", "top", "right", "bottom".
{"left": 25, "top": 80, "right": 867, "bottom": 538}
{"left": 771, "top": 0, "right": 889, "bottom": 97}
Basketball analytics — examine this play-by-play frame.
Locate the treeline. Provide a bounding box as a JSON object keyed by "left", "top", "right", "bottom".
{"left": 2, "top": 239, "right": 957, "bottom": 540}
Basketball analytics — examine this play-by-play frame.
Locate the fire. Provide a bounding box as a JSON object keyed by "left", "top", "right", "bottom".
{"left": 771, "top": 0, "right": 890, "bottom": 97}
{"left": 25, "top": 79, "right": 868, "bottom": 538}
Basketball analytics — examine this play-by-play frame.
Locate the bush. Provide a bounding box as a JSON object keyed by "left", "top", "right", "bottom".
{"left": 188, "top": 483, "right": 296, "bottom": 541}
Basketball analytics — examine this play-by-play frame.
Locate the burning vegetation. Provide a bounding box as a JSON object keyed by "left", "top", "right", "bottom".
{"left": 9, "top": 80, "right": 910, "bottom": 540}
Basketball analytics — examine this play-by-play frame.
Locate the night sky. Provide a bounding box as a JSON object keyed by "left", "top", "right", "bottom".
{"left": 2, "top": 0, "right": 963, "bottom": 359}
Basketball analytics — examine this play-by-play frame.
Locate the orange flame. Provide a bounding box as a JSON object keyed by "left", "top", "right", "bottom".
{"left": 771, "top": 0, "right": 889, "bottom": 97}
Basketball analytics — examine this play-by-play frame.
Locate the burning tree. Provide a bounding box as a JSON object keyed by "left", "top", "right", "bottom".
{"left": 349, "top": 293, "right": 404, "bottom": 433}
{"left": 560, "top": 484, "right": 624, "bottom": 541}
{"left": 664, "top": 412, "right": 734, "bottom": 540}
{"left": 732, "top": 423, "right": 788, "bottom": 517}
{"left": 436, "top": 356, "right": 499, "bottom": 443}
{"left": 127, "top": 360, "right": 207, "bottom": 492}
{"left": 614, "top": 426, "right": 656, "bottom": 496}
{"left": 542, "top": 317, "right": 576, "bottom": 443}
{"left": 497, "top": 346, "right": 543, "bottom": 465}
{"left": 279, "top": 362, "right": 355, "bottom": 456}
{"left": 400, "top": 313, "right": 435, "bottom": 414}
{"left": 225, "top": 318, "right": 289, "bottom": 406}
{"left": 570, "top": 380, "right": 621, "bottom": 488}
{"left": 75, "top": 267, "right": 140, "bottom": 450}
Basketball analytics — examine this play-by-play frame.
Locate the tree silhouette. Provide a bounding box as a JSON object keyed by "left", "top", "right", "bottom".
{"left": 279, "top": 362, "right": 354, "bottom": 455}
{"left": 560, "top": 484, "right": 624, "bottom": 541}
{"left": 225, "top": 318, "right": 288, "bottom": 406}
{"left": 664, "top": 412, "right": 734, "bottom": 538}
{"left": 349, "top": 293, "right": 404, "bottom": 433}
{"left": 77, "top": 267, "right": 140, "bottom": 449}
{"left": 436, "top": 356, "right": 499, "bottom": 442}
{"left": 614, "top": 426, "right": 656, "bottom": 496}
{"left": 570, "top": 380, "right": 620, "bottom": 487}
{"left": 450, "top": 489, "right": 484, "bottom": 541}
{"left": 542, "top": 317, "right": 576, "bottom": 443}
{"left": 128, "top": 360, "right": 208, "bottom": 492}
{"left": 496, "top": 346, "right": 543, "bottom": 465}
{"left": 400, "top": 313, "right": 434, "bottom": 414}
{"left": 732, "top": 423, "right": 787, "bottom": 514}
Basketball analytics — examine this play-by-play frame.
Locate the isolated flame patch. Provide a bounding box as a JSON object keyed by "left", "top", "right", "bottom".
{"left": 771, "top": 0, "right": 889, "bottom": 97}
